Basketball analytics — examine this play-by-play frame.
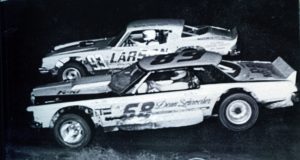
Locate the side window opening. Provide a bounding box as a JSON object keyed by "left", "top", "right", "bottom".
{"left": 136, "top": 69, "right": 200, "bottom": 94}
{"left": 157, "top": 30, "right": 170, "bottom": 44}
{"left": 193, "top": 65, "right": 232, "bottom": 84}
{"left": 121, "top": 30, "right": 170, "bottom": 47}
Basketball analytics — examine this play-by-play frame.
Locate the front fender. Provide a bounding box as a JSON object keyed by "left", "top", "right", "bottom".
{"left": 51, "top": 56, "right": 91, "bottom": 75}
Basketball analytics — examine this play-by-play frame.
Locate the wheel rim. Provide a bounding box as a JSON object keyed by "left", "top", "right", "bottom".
{"left": 226, "top": 100, "right": 252, "bottom": 125}
{"left": 60, "top": 120, "right": 84, "bottom": 144}
{"left": 62, "top": 67, "right": 81, "bottom": 80}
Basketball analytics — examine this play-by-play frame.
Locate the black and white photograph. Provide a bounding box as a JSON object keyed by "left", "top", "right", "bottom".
{"left": 2, "top": 0, "right": 300, "bottom": 159}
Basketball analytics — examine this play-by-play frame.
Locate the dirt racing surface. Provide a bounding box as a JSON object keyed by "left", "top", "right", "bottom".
{"left": 2, "top": 0, "right": 300, "bottom": 159}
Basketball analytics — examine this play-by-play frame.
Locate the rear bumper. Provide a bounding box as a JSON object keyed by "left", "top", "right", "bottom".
{"left": 228, "top": 40, "right": 240, "bottom": 56}
{"left": 292, "top": 92, "right": 299, "bottom": 103}
{"left": 229, "top": 49, "right": 240, "bottom": 56}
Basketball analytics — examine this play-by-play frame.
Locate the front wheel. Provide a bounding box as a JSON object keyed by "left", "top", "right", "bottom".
{"left": 54, "top": 114, "right": 93, "bottom": 148}
{"left": 218, "top": 93, "right": 259, "bottom": 131}
{"left": 58, "top": 63, "right": 86, "bottom": 81}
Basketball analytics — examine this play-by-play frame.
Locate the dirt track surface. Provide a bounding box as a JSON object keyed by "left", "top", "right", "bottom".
{"left": 5, "top": 105, "right": 300, "bottom": 160}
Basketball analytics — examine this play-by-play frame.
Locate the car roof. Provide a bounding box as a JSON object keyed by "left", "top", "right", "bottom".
{"left": 127, "top": 19, "right": 185, "bottom": 33}
{"left": 138, "top": 49, "right": 222, "bottom": 71}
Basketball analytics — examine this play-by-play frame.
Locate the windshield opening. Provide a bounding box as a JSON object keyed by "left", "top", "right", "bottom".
{"left": 108, "top": 29, "right": 126, "bottom": 47}
{"left": 109, "top": 64, "right": 146, "bottom": 94}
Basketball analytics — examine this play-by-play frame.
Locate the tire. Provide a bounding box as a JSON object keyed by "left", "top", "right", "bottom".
{"left": 218, "top": 93, "right": 259, "bottom": 131}
{"left": 54, "top": 114, "right": 93, "bottom": 148}
{"left": 58, "top": 63, "right": 86, "bottom": 81}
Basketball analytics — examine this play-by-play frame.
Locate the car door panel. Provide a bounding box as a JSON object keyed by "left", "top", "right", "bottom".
{"left": 102, "top": 89, "right": 213, "bottom": 129}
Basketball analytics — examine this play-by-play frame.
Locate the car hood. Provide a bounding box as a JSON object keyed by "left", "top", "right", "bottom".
{"left": 32, "top": 75, "right": 112, "bottom": 97}
{"left": 46, "top": 37, "right": 113, "bottom": 57}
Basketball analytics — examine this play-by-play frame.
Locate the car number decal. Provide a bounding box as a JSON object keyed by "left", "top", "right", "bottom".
{"left": 123, "top": 102, "right": 155, "bottom": 118}
{"left": 86, "top": 55, "right": 108, "bottom": 70}
{"left": 150, "top": 49, "right": 205, "bottom": 65}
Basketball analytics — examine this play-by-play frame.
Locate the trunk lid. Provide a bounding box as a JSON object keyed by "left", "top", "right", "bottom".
{"left": 232, "top": 57, "right": 296, "bottom": 83}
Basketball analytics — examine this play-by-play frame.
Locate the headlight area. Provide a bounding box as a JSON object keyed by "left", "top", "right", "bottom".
{"left": 31, "top": 94, "right": 35, "bottom": 105}
{"left": 38, "top": 67, "right": 50, "bottom": 74}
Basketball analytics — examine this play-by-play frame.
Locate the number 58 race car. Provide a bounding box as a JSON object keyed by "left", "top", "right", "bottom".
{"left": 27, "top": 49, "right": 298, "bottom": 148}
{"left": 39, "top": 19, "right": 238, "bottom": 81}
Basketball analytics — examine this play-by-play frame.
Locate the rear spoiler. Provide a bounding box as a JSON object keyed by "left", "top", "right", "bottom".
{"left": 272, "top": 57, "right": 297, "bottom": 84}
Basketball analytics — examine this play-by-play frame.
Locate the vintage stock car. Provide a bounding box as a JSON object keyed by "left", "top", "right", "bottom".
{"left": 27, "top": 49, "right": 298, "bottom": 148}
{"left": 38, "top": 19, "right": 238, "bottom": 81}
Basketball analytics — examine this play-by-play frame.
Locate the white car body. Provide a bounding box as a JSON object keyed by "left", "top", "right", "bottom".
{"left": 39, "top": 19, "right": 238, "bottom": 80}
{"left": 28, "top": 81, "right": 296, "bottom": 129}
{"left": 28, "top": 50, "right": 297, "bottom": 131}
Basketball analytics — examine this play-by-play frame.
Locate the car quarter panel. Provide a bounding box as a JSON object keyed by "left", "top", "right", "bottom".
{"left": 200, "top": 81, "right": 297, "bottom": 108}
{"left": 176, "top": 36, "right": 237, "bottom": 55}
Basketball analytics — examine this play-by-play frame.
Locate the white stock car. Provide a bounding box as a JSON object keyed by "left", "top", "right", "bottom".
{"left": 27, "top": 49, "right": 298, "bottom": 148}
{"left": 39, "top": 19, "right": 238, "bottom": 81}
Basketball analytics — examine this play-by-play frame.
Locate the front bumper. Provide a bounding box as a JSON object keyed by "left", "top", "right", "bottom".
{"left": 30, "top": 121, "right": 43, "bottom": 128}
{"left": 27, "top": 111, "right": 43, "bottom": 128}
{"left": 39, "top": 67, "right": 59, "bottom": 76}
{"left": 39, "top": 67, "right": 50, "bottom": 74}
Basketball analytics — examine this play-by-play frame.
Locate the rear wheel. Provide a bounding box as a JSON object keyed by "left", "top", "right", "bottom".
{"left": 218, "top": 93, "right": 259, "bottom": 131}
{"left": 54, "top": 114, "right": 93, "bottom": 148}
{"left": 58, "top": 63, "right": 86, "bottom": 81}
